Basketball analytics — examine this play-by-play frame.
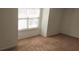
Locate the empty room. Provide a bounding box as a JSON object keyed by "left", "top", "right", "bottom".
{"left": 0, "top": 8, "right": 79, "bottom": 51}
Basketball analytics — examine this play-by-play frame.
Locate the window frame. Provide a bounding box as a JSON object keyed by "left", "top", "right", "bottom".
{"left": 18, "top": 8, "right": 41, "bottom": 31}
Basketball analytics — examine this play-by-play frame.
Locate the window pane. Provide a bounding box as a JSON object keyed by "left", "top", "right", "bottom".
{"left": 18, "top": 19, "right": 27, "bottom": 30}
{"left": 27, "top": 8, "right": 40, "bottom": 18}
{"left": 18, "top": 8, "right": 40, "bottom": 18}
{"left": 28, "top": 18, "right": 39, "bottom": 28}
{"left": 18, "top": 8, "right": 27, "bottom": 18}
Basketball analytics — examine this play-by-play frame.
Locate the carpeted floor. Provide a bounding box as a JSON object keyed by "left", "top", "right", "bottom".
{"left": 17, "top": 34, "right": 79, "bottom": 51}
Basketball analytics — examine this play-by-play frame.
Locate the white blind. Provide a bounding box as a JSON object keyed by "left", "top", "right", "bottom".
{"left": 18, "top": 8, "right": 40, "bottom": 30}
{"left": 18, "top": 8, "right": 40, "bottom": 18}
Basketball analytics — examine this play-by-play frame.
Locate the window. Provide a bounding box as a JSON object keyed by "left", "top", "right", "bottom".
{"left": 18, "top": 8, "right": 40, "bottom": 30}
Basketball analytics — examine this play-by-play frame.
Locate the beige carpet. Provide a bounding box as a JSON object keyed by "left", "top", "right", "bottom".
{"left": 17, "top": 34, "right": 79, "bottom": 51}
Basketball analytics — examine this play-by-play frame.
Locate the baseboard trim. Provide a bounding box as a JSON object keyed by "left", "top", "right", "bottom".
{"left": 2, "top": 46, "right": 16, "bottom": 51}
{"left": 47, "top": 33, "right": 60, "bottom": 37}
{"left": 47, "top": 33, "right": 79, "bottom": 39}
{"left": 0, "top": 44, "right": 16, "bottom": 51}
{"left": 60, "top": 33, "right": 79, "bottom": 39}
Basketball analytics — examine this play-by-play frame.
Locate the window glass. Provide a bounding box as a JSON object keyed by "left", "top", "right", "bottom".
{"left": 18, "top": 19, "right": 27, "bottom": 30}
{"left": 18, "top": 8, "right": 40, "bottom": 30}
{"left": 28, "top": 18, "right": 39, "bottom": 28}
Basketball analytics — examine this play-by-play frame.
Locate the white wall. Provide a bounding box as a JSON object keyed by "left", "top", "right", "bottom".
{"left": 47, "top": 8, "right": 64, "bottom": 36}
{"left": 46, "top": 8, "right": 79, "bottom": 38}
{"left": 61, "top": 9, "right": 79, "bottom": 38}
{"left": 18, "top": 29, "right": 40, "bottom": 39}
{"left": 41, "top": 8, "right": 50, "bottom": 37}
{"left": 0, "top": 8, "right": 18, "bottom": 50}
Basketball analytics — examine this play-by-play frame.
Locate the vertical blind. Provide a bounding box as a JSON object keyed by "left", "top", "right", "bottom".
{"left": 18, "top": 8, "right": 40, "bottom": 30}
